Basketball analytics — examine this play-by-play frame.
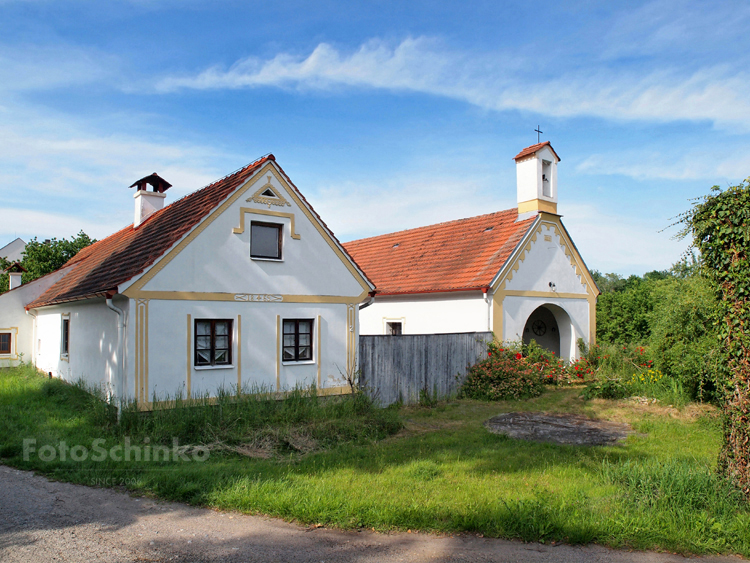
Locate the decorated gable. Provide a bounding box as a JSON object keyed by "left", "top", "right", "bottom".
{"left": 497, "top": 217, "right": 592, "bottom": 296}
{"left": 124, "top": 162, "right": 371, "bottom": 301}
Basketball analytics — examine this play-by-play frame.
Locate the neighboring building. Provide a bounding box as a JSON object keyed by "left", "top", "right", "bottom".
{"left": 0, "top": 155, "right": 374, "bottom": 406}
{"left": 344, "top": 142, "right": 599, "bottom": 361}
{"left": 0, "top": 238, "right": 26, "bottom": 262}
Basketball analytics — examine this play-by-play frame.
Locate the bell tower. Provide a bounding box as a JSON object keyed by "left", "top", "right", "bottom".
{"left": 514, "top": 141, "right": 560, "bottom": 216}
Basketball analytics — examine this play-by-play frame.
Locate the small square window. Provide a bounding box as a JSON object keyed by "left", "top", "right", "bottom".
{"left": 194, "top": 319, "right": 233, "bottom": 366}
{"left": 386, "top": 322, "right": 402, "bottom": 336}
{"left": 251, "top": 222, "right": 282, "bottom": 260}
{"left": 0, "top": 333, "right": 11, "bottom": 355}
{"left": 283, "top": 319, "right": 314, "bottom": 362}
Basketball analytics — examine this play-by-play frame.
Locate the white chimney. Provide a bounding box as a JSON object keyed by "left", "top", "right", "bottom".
{"left": 129, "top": 173, "right": 172, "bottom": 228}
{"left": 5, "top": 262, "right": 25, "bottom": 290}
{"left": 514, "top": 141, "right": 560, "bottom": 216}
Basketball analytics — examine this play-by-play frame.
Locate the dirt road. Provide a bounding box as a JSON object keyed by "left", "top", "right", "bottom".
{"left": 0, "top": 465, "right": 744, "bottom": 563}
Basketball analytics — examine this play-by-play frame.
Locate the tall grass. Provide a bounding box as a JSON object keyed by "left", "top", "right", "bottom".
{"left": 1, "top": 367, "right": 748, "bottom": 556}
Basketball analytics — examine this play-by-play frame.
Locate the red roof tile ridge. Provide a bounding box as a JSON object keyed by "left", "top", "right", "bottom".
{"left": 513, "top": 141, "right": 561, "bottom": 162}
{"left": 342, "top": 209, "right": 538, "bottom": 296}
{"left": 345, "top": 208, "right": 518, "bottom": 245}
{"left": 26, "top": 154, "right": 275, "bottom": 309}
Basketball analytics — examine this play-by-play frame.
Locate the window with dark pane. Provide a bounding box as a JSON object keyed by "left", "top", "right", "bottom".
{"left": 250, "top": 221, "right": 282, "bottom": 259}
{"left": 194, "top": 319, "right": 233, "bottom": 366}
{"left": 0, "top": 333, "right": 10, "bottom": 355}
{"left": 61, "top": 319, "right": 70, "bottom": 355}
{"left": 282, "top": 319, "right": 314, "bottom": 362}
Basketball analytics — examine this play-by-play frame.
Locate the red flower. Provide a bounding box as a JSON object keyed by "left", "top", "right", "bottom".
{"left": 515, "top": 353, "right": 522, "bottom": 360}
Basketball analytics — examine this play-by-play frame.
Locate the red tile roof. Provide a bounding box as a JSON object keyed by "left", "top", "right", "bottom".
{"left": 514, "top": 141, "right": 561, "bottom": 162}
{"left": 342, "top": 210, "right": 536, "bottom": 296}
{"left": 27, "top": 155, "right": 288, "bottom": 309}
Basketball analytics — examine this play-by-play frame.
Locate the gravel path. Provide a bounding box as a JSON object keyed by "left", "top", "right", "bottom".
{"left": 0, "top": 465, "right": 745, "bottom": 563}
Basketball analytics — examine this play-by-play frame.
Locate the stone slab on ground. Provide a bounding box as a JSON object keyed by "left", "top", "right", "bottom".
{"left": 485, "top": 412, "right": 634, "bottom": 445}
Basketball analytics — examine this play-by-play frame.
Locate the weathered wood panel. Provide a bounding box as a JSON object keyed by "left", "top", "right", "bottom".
{"left": 359, "top": 332, "right": 493, "bottom": 405}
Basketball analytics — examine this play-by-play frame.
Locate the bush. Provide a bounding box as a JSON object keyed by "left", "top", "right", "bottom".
{"left": 461, "top": 349, "right": 545, "bottom": 401}
{"left": 649, "top": 276, "right": 723, "bottom": 402}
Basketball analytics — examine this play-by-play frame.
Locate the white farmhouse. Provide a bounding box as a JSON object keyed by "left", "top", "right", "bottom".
{"left": 0, "top": 155, "right": 375, "bottom": 405}
{"left": 344, "top": 142, "right": 599, "bottom": 361}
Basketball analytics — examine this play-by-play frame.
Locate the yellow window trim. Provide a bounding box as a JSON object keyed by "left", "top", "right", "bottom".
{"left": 123, "top": 162, "right": 373, "bottom": 299}
{"left": 232, "top": 207, "right": 301, "bottom": 239}
{"left": 122, "top": 290, "right": 368, "bottom": 304}
{"left": 0, "top": 326, "right": 18, "bottom": 360}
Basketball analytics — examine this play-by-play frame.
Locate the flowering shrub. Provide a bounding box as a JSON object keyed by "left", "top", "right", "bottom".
{"left": 630, "top": 368, "right": 664, "bottom": 386}
{"left": 461, "top": 351, "right": 544, "bottom": 401}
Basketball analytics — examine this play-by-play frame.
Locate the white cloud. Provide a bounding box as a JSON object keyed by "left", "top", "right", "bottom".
{"left": 307, "top": 176, "right": 685, "bottom": 275}
{"left": 0, "top": 206, "right": 121, "bottom": 242}
{"left": 0, "top": 102, "right": 243, "bottom": 242}
{"left": 157, "top": 37, "right": 750, "bottom": 129}
{"left": 0, "top": 44, "right": 120, "bottom": 92}
{"left": 562, "top": 203, "right": 689, "bottom": 275}
{"left": 576, "top": 148, "right": 750, "bottom": 182}
{"left": 309, "top": 174, "right": 516, "bottom": 242}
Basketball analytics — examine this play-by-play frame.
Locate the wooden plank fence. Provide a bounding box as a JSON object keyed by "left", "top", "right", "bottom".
{"left": 358, "top": 332, "right": 493, "bottom": 406}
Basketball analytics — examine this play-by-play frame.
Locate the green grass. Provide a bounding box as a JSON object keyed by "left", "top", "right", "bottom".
{"left": 1, "top": 365, "right": 748, "bottom": 557}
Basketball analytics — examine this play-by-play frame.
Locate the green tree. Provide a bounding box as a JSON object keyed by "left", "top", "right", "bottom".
{"left": 0, "top": 231, "right": 95, "bottom": 294}
{"left": 678, "top": 179, "right": 750, "bottom": 498}
{"left": 649, "top": 275, "right": 722, "bottom": 401}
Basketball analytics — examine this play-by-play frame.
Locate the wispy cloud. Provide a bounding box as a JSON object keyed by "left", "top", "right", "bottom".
{"left": 157, "top": 37, "right": 750, "bottom": 129}
{"left": 0, "top": 44, "right": 120, "bottom": 92}
{"left": 312, "top": 174, "right": 516, "bottom": 242}
{"left": 577, "top": 148, "right": 750, "bottom": 182}
{"left": 0, "top": 102, "right": 241, "bottom": 241}
{"left": 563, "top": 203, "right": 689, "bottom": 275}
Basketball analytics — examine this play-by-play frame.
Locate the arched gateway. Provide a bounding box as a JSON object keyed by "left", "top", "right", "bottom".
{"left": 522, "top": 304, "right": 575, "bottom": 360}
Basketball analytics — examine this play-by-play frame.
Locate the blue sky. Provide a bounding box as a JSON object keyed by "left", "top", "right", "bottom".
{"left": 1, "top": 0, "right": 748, "bottom": 275}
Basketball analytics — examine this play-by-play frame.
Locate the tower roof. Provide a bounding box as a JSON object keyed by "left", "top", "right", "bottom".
{"left": 513, "top": 141, "right": 561, "bottom": 162}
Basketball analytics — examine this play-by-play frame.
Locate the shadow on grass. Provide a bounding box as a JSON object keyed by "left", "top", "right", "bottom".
{"left": 2, "top": 368, "right": 748, "bottom": 557}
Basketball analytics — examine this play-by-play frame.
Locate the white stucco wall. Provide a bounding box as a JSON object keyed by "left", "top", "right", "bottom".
{"left": 138, "top": 166, "right": 366, "bottom": 299}
{"left": 35, "top": 297, "right": 127, "bottom": 396}
{"left": 516, "top": 146, "right": 558, "bottom": 205}
{"left": 0, "top": 270, "right": 68, "bottom": 367}
{"left": 504, "top": 221, "right": 588, "bottom": 295}
{"left": 359, "top": 291, "right": 489, "bottom": 335}
{"left": 127, "top": 299, "right": 354, "bottom": 402}
{"left": 501, "top": 295, "right": 590, "bottom": 360}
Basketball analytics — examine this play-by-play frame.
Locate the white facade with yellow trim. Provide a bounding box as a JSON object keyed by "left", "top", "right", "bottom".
{"left": 358, "top": 143, "right": 598, "bottom": 362}
{"left": 0, "top": 268, "right": 69, "bottom": 367}
{"left": 13, "top": 158, "right": 374, "bottom": 406}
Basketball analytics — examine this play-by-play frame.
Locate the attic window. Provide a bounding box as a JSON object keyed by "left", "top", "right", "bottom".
{"left": 261, "top": 188, "right": 277, "bottom": 198}
{"left": 251, "top": 222, "right": 283, "bottom": 260}
{"left": 484, "top": 227, "right": 493, "bottom": 232}
{"left": 392, "top": 243, "right": 400, "bottom": 249}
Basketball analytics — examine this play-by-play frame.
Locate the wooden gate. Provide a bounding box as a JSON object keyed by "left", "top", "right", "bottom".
{"left": 358, "top": 332, "right": 493, "bottom": 405}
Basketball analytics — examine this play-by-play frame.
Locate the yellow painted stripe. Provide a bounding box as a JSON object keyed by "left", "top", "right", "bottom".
{"left": 237, "top": 314, "right": 242, "bottom": 393}
{"left": 186, "top": 314, "right": 192, "bottom": 399}
{"left": 276, "top": 315, "right": 281, "bottom": 392}
{"left": 316, "top": 314, "right": 321, "bottom": 389}
{"left": 124, "top": 290, "right": 367, "bottom": 304}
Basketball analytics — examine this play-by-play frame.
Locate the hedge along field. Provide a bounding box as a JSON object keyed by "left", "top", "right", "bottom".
{"left": 1, "top": 366, "right": 749, "bottom": 557}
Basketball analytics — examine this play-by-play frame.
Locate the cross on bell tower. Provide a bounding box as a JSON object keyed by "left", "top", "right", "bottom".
{"left": 534, "top": 126, "right": 543, "bottom": 144}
